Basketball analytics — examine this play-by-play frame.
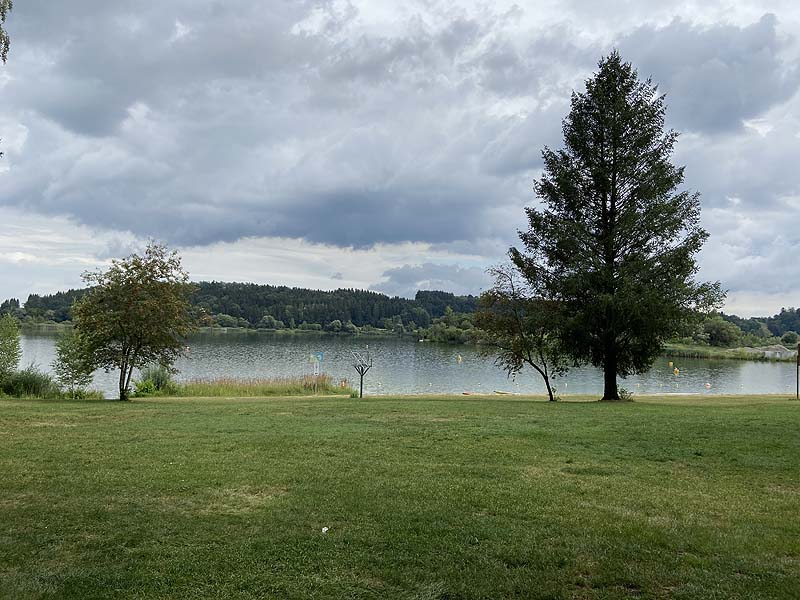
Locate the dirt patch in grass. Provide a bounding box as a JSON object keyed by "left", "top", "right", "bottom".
{"left": 28, "top": 421, "right": 79, "bottom": 428}
{"left": 158, "top": 486, "right": 288, "bottom": 516}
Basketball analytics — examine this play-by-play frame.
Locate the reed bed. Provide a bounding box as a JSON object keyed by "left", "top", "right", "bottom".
{"left": 663, "top": 343, "right": 793, "bottom": 362}
{"left": 173, "top": 374, "right": 353, "bottom": 397}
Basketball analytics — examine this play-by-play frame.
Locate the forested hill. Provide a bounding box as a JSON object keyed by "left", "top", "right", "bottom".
{"left": 6, "top": 283, "right": 800, "bottom": 343}
{"left": 7, "top": 283, "right": 479, "bottom": 330}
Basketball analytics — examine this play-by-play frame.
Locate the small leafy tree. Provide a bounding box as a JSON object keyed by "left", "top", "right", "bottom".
{"left": 73, "top": 243, "right": 196, "bottom": 400}
{"left": 0, "top": 313, "right": 21, "bottom": 381}
{"left": 52, "top": 331, "right": 94, "bottom": 398}
{"left": 476, "top": 265, "right": 568, "bottom": 402}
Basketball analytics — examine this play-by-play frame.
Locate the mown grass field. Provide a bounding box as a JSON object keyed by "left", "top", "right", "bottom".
{"left": 1, "top": 394, "right": 798, "bottom": 599}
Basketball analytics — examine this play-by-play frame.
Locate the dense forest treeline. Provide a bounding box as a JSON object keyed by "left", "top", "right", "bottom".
{"left": 2, "top": 283, "right": 799, "bottom": 348}
{"left": 1, "top": 283, "right": 478, "bottom": 334}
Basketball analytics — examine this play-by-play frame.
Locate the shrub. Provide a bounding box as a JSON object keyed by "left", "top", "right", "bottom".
{"left": 214, "top": 313, "right": 239, "bottom": 328}
{"left": 258, "top": 315, "right": 285, "bottom": 329}
{"left": 0, "top": 314, "right": 21, "bottom": 381}
{"left": 70, "top": 388, "right": 105, "bottom": 400}
{"left": 781, "top": 331, "right": 799, "bottom": 346}
{"left": 324, "top": 320, "right": 342, "bottom": 333}
{"left": 133, "top": 364, "right": 178, "bottom": 397}
{"left": 141, "top": 364, "right": 175, "bottom": 390}
{"left": 1, "top": 365, "right": 61, "bottom": 398}
{"left": 52, "top": 331, "right": 94, "bottom": 398}
{"left": 133, "top": 379, "right": 158, "bottom": 397}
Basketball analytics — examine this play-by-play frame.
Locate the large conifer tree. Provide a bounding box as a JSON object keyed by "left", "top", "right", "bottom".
{"left": 0, "top": 0, "right": 10, "bottom": 64}
{"left": 512, "top": 51, "right": 723, "bottom": 400}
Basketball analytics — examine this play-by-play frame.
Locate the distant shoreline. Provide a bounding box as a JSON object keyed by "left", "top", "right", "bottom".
{"left": 19, "top": 323, "right": 798, "bottom": 364}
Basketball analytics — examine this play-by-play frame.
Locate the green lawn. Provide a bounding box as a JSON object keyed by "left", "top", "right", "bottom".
{"left": 1, "top": 395, "right": 798, "bottom": 599}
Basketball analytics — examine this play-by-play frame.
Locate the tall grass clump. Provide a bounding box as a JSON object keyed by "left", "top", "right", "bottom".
{"left": 1, "top": 365, "right": 61, "bottom": 398}
{"left": 133, "top": 364, "right": 179, "bottom": 397}
{"left": 174, "top": 374, "right": 352, "bottom": 397}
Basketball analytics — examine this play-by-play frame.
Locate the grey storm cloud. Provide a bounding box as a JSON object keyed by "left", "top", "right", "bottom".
{"left": 1, "top": 1, "right": 800, "bottom": 304}
{"left": 3, "top": 0, "right": 566, "bottom": 247}
{"left": 373, "top": 263, "right": 492, "bottom": 298}
{"left": 619, "top": 14, "right": 799, "bottom": 133}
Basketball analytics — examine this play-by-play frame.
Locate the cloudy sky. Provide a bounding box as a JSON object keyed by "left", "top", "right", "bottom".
{"left": 1, "top": 0, "right": 799, "bottom": 316}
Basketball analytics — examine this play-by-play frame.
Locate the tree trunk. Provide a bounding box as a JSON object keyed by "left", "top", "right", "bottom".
{"left": 124, "top": 364, "right": 135, "bottom": 399}
{"left": 359, "top": 375, "right": 364, "bottom": 398}
{"left": 118, "top": 362, "right": 128, "bottom": 401}
{"left": 529, "top": 360, "right": 556, "bottom": 402}
{"left": 544, "top": 375, "right": 556, "bottom": 402}
{"left": 602, "top": 351, "right": 619, "bottom": 400}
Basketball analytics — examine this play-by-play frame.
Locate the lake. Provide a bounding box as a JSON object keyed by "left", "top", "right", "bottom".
{"left": 20, "top": 331, "right": 799, "bottom": 399}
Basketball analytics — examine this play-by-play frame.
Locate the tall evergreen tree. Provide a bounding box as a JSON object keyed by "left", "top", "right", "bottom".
{"left": 512, "top": 51, "right": 723, "bottom": 400}
{"left": 0, "top": 0, "right": 10, "bottom": 64}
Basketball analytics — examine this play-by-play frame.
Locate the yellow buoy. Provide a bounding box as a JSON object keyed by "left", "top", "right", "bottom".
{"left": 668, "top": 361, "right": 673, "bottom": 368}
{"left": 673, "top": 367, "right": 680, "bottom": 376}
{"left": 457, "top": 354, "right": 462, "bottom": 364}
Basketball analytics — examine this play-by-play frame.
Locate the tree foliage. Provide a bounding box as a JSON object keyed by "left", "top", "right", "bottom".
{"left": 414, "top": 291, "right": 478, "bottom": 317}
{"left": 703, "top": 316, "right": 742, "bottom": 348}
{"left": 0, "top": 0, "right": 10, "bottom": 64}
{"left": 513, "top": 51, "right": 723, "bottom": 399}
{"left": 475, "top": 265, "right": 568, "bottom": 402}
{"left": 766, "top": 308, "right": 800, "bottom": 338}
{"left": 52, "top": 331, "right": 95, "bottom": 398}
{"left": 0, "top": 313, "right": 21, "bottom": 381}
{"left": 780, "top": 331, "right": 798, "bottom": 347}
{"left": 19, "top": 284, "right": 476, "bottom": 331}
{"left": 73, "top": 243, "right": 196, "bottom": 400}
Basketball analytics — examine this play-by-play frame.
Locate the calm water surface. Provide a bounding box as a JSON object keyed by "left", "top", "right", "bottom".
{"left": 20, "top": 332, "right": 798, "bottom": 399}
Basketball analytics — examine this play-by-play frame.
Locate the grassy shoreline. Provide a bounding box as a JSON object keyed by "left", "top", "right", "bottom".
{"left": 1, "top": 394, "right": 798, "bottom": 598}
{"left": 664, "top": 342, "right": 797, "bottom": 362}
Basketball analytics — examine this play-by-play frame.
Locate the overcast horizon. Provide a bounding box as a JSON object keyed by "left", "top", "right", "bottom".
{"left": 2, "top": 1, "right": 800, "bottom": 317}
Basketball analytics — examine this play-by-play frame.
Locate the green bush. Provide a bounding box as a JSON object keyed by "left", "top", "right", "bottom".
{"left": 70, "top": 388, "right": 105, "bottom": 400}
{"left": 1, "top": 365, "right": 61, "bottom": 398}
{"left": 133, "top": 379, "right": 158, "bottom": 397}
{"left": 781, "top": 331, "right": 799, "bottom": 346}
{"left": 258, "top": 314, "right": 285, "bottom": 329}
{"left": 0, "top": 314, "right": 21, "bottom": 381}
{"left": 133, "top": 364, "right": 178, "bottom": 397}
{"left": 141, "top": 364, "right": 175, "bottom": 390}
{"left": 52, "top": 331, "right": 94, "bottom": 398}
